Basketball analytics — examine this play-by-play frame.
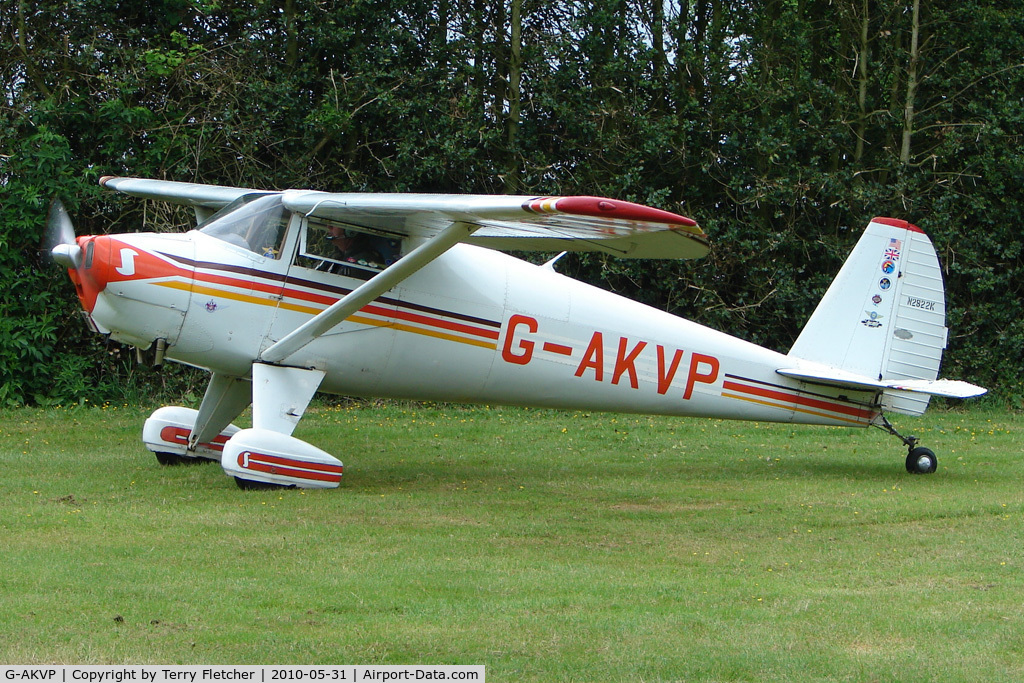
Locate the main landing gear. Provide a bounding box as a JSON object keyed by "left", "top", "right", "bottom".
{"left": 142, "top": 366, "right": 344, "bottom": 490}
{"left": 876, "top": 415, "right": 938, "bottom": 474}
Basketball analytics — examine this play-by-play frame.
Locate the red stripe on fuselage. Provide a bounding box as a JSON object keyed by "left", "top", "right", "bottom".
{"left": 171, "top": 255, "right": 501, "bottom": 329}
{"left": 723, "top": 376, "right": 876, "bottom": 421}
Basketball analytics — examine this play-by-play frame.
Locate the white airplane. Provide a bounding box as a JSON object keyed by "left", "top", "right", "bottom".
{"left": 47, "top": 176, "right": 985, "bottom": 488}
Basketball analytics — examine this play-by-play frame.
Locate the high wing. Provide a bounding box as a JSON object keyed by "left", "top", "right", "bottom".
{"left": 100, "top": 177, "right": 709, "bottom": 260}
{"left": 100, "top": 176, "right": 264, "bottom": 208}
{"left": 283, "top": 191, "right": 708, "bottom": 259}
{"left": 100, "top": 177, "right": 708, "bottom": 363}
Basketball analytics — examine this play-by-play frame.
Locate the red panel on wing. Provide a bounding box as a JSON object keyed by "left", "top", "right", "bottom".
{"left": 527, "top": 196, "right": 698, "bottom": 228}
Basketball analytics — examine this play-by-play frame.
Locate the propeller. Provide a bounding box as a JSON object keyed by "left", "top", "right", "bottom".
{"left": 44, "top": 198, "right": 83, "bottom": 268}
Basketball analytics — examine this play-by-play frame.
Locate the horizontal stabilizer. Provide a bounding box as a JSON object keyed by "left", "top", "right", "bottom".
{"left": 777, "top": 367, "right": 986, "bottom": 399}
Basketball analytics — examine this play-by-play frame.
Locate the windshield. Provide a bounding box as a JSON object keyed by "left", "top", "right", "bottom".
{"left": 198, "top": 193, "right": 290, "bottom": 259}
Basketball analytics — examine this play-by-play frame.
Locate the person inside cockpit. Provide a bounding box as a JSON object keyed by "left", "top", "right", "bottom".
{"left": 325, "top": 225, "right": 383, "bottom": 266}
{"left": 323, "top": 225, "right": 400, "bottom": 268}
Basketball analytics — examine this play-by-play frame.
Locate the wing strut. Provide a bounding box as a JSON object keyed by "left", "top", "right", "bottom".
{"left": 259, "top": 221, "right": 477, "bottom": 364}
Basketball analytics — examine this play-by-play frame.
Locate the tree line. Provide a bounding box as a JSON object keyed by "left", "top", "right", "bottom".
{"left": 2, "top": 0, "right": 1022, "bottom": 406}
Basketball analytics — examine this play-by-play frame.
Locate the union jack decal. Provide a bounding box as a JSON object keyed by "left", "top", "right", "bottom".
{"left": 884, "top": 238, "right": 902, "bottom": 260}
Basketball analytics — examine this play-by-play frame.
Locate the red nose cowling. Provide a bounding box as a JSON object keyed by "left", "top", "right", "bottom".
{"left": 67, "top": 235, "right": 113, "bottom": 313}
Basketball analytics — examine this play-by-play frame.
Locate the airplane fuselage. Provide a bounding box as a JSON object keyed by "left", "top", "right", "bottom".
{"left": 77, "top": 226, "right": 881, "bottom": 430}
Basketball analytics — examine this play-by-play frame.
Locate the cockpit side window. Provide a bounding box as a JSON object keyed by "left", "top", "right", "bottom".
{"left": 297, "top": 218, "right": 401, "bottom": 272}
{"left": 198, "top": 193, "right": 290, "bottom": 259}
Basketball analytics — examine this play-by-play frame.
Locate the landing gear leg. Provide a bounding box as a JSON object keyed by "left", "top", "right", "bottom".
{"left": 874, "top": 415, "right": 938, "bottom": 474}
{"left": 220, "top": 363, "right": 343, "bottom": 489}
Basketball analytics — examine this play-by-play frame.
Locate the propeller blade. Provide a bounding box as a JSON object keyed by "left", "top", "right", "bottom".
{"left": 43, "top": 199, "right": 82, "bottom": 268}
{"left": 46, "top": 199, "right": 76, "bottom": 246}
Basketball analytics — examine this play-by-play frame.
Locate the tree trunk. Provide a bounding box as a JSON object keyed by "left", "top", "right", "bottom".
{"left": 15, "top": 0, "right": 52, "bottom": 97}
{"left": 651, "top": 0, "right": 666, "bottom": 80}
{"left": 505, "top": 0, "right": 522, "bottom": 193}
{"left": 854, "top": 0, "right": 870, "bottom": 163}
{"left": 284, "top": 0, "right": 298, "bottom": 68}
{"left": 900, "top": 0, "right": 921, "bottom": 166}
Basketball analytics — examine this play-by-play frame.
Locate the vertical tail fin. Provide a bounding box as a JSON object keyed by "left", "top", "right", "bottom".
{"left": 787, "top": 218, "right": 949, "bottom": 415}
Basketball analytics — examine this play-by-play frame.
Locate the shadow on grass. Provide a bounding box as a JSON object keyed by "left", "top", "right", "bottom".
{"left": 320, "top": 446, "right": 959, "bottom": 493}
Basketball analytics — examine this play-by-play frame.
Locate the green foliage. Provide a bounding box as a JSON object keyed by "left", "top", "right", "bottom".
{"left": 1, "top": 0, "right": 1021, "bottom": 405}
{"left": 142, "top": 31, "right": 207, "bottom": 76}
{"left": 0, "top": 127, "right": 84, "bottom": 406}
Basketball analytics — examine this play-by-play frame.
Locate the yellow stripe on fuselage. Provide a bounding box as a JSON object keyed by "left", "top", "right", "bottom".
{"left": 721, "top": 391, "right": 868, "bottom": 426}
{"left": 153, "top": 280, "right": 496, "bottom": 350}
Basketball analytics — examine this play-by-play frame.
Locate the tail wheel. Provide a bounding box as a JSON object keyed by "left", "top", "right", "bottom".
{"left": 906, "top": 447, "right": 938, "bottom": 474}
{"left": 877, "top": 416, "right": 939, "bottom": 475}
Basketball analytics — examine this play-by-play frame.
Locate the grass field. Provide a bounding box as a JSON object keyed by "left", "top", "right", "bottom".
{"left": 1, "top": 402, "right": 1021, "bottom": 681}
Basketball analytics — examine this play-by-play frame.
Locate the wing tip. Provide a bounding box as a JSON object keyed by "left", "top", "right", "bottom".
{"left": 524, "top": 196, "right": 701, "bottom": 230}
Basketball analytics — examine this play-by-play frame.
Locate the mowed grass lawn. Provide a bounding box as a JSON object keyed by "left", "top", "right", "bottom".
{"left": 1, "top": 402, "right": 1021, "bottom": 681}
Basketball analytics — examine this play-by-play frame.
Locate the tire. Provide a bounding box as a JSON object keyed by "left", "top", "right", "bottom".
{"left": 234, "top": 477, "right": 294, "bottom": 491}
{"left": 154, "top": 451, "right": 188, "bottom": 466}
{"left": 154, "top": 451, "right": 213, "bottom": 466}
{"left": 906, "top": 447, "right": 938, "bottom": 474}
